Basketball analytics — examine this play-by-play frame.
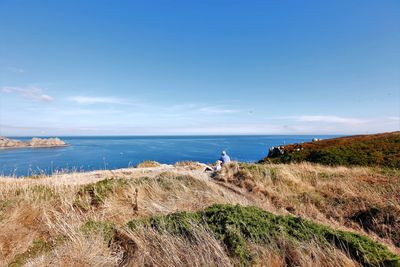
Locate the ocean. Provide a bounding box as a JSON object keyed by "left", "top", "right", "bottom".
{"left": 0, "top": 135, "right": 338, "bottom": 177}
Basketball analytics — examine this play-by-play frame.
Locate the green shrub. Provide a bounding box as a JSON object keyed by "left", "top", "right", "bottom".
{"left": 81, "top": 220, "right": 115, "bottom": 242}
{"left": 77, "top": 178, "right": 129, "bottom": 206}
{"left": 127, "top": 204, "right": 400, "bottom": 267}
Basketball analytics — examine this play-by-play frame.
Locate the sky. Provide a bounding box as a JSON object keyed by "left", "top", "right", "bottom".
{"left": 0, "top": 0, "right": 399, "bottom": 136}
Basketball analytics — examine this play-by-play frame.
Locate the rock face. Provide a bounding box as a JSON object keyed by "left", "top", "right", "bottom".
{"left": 0, "top": 137, "right": 66, "bottom": 148}
{"left": 268, "top": 146, "right": 285, "bottom": 157}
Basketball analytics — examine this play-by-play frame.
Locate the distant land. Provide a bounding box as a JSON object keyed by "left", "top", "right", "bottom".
{"left": 261, "top": 131, "right": 400, "bottom": 168}
{"left": 0, "top": 137, "right": 67, "bottom": 148}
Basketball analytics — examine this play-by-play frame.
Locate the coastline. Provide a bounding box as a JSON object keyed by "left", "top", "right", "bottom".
{"left": 0, "top": 144, "right": 68, "bottom": 150}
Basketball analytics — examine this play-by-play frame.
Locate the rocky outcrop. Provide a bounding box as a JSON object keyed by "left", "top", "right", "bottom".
{"left": 0, "top": 137, "right": 66, "bottom": 148}
{"left": 268, "top": 146, "right": 285, "bottom": 157}
{"left": 28, "top": 137, "right": 66, "bottom": 147}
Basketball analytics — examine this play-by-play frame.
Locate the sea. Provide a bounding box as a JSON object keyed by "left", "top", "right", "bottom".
{"left": 0, "top": 135, "right": 338, "bottom": 177}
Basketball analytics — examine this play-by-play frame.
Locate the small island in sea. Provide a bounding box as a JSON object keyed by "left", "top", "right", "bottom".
{"left": 0, "top": 136, "right": 67, "bottom": 148}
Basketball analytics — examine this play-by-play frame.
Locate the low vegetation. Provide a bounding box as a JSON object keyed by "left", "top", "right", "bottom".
{"left": 76, "top": 178, "right": 131, "bottom": 208}
{"left": 127, "top": 204, "right": 400, "bottom": 266}
{"left": 261, "top": 131, "right": 400, "bottom": 168}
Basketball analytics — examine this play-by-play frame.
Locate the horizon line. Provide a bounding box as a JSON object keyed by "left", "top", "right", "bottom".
{"left": 4, "top": 130, "right": 399, "bottom": 138}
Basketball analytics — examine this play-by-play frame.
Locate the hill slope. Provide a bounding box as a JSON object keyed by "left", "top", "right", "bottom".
{"left": 261, "top": 131, "right": 400, "bottom": 168}
{"left": 1, "top": 162, "right": 399, "bottom": 266}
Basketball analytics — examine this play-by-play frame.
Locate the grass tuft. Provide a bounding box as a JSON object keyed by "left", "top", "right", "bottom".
{"left": 8, "top": 239, "right": 53, "bottom": 267}
{"left": 81, "top": 220, "right": 115, "bottom": 242}
{"left": 136, "top": 160, "right": 161, "bottom": 168}
{"left": 76, "top": 178, "right": 129, "bottom": 207}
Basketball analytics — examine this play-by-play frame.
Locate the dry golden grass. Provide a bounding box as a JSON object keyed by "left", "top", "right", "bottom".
{"left": 217, "top": 162, "right": 400, "bottom": 250}
{"left": 0, "top": 162, "right": 398, "bottom": 266}
{"left": 174, "top": 161, "right": 206, "bottom": 170}
{"left": 123, "top": 225, "right": 233, "bottom": 267}
{"left": 135, "top": 160, "right": 161, "bottom": 168}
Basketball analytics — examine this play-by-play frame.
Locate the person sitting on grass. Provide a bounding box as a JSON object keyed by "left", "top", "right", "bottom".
{"left": 204, "top": 160, "right": 222, "bottom": 172}
{"left": 219, "top": 150, "right": 231, "bottom": 165}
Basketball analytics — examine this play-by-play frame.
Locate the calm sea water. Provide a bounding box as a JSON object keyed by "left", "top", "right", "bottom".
{"left": 0, "top": 135, "right": 338, "bottom": 177}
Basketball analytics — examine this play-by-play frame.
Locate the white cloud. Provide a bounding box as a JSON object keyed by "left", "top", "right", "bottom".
{"left": 60, "top": 108, "right": 123, "bottom": 116}
{"left": 296, "top": 115, "right": 366, "bottom": 124}
{"left": 197, "top": 106, "right": 239, "bottom": 114}
{"left": 1, "top": 86, "right": 54, "bottom": 101}
{"left": 387, "top": 116, "right": 400, "bottom": 121}
{"left": 68, "top": 96, "right": 126, "bottom": 105}
{"left": 167, "top": 104, "right": 239, "bottom": 114}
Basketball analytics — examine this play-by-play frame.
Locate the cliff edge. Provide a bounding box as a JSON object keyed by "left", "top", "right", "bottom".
{"left": 260, "top": 131, "right": 400, "bottom": 168}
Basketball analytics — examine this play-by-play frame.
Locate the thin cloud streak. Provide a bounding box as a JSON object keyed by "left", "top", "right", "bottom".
{"left": 296, "top": 115, "right": 366, "bottom": 124}
{"left": 1, "top": 86, "right": 54, "bottom": 101}
{"left": 7, "top": 66, "right": 25, "bottom": 73}
{"left": 68, "top": 96, "right": 127, "bottom": 105}
{"left": 167, "top": 104, "right": 239, "bottom": 114}
{"left": 387, "top": 116, "right": 400, "bottom": 121}
{"left": 197, "top": 106, "right": 239, "bottom": 114}
{"left": 263, "top": 115, "right": 368, "bottom": 125}
{"left": 67, "top": 98, "right": 240, "bottom": 115}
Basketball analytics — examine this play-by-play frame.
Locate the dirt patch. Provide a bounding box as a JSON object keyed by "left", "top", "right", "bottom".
{"left": 109, "top": 230, "right": 138, "bottom": 267}
{"left": 350, "top": 206, "right": 400, "bottom": 247}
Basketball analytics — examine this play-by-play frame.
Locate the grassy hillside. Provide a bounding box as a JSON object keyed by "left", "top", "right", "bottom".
{"left": 0, "top": 162, "right": 399, "bottom": 266}
{"left": 126, "top": 204, "right": 399, "bottom": 266}
{"left": 261, "top": 131, "right": 400, "bottom": 168}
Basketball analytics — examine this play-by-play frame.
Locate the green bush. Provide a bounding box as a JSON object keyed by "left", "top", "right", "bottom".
{"left": 127, "top": 204, "right": 400, "bottom": 266}
{"left": 77, "top": 178, "right": 129, "bottom": 206}
{"left": 81, "top": 220, "right": 115, "bottom": 242}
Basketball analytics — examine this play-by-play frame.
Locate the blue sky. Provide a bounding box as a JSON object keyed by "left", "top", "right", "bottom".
{"left": 0, "top": 0, "right": 399, "bottom": 136}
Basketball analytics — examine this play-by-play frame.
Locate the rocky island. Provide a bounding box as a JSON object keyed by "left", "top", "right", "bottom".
{"left": 0, "top": 136, "right": 67, "bottom": 148}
